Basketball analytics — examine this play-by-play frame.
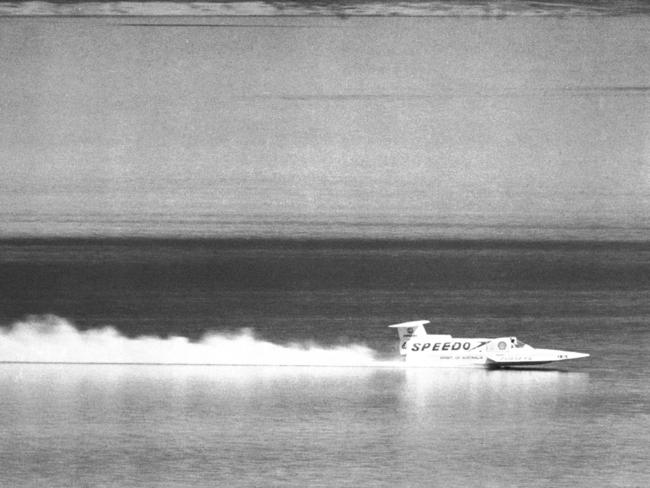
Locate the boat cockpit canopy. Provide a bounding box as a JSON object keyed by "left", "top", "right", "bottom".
{"left": 510, "top": 337, "right": 527, "bottom": 348}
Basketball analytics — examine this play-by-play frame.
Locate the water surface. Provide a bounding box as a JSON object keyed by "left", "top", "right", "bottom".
{"left": 1, "top": 13, "right": 649, "bottom": 239}
{"left": 0, "top": 239, "right": 648, "bottom": 486}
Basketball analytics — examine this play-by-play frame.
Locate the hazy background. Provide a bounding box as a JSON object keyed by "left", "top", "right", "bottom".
{"left": 1, "top": 6, "right": 649, "bottom": 239}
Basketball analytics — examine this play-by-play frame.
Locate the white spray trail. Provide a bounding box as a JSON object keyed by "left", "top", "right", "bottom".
{"left": 0, "top": 315, "right": 387, "bottom": 367}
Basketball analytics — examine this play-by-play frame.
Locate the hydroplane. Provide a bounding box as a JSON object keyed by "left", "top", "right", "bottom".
{"left": 390, "top": 320, "right": 589, "bottom": 368}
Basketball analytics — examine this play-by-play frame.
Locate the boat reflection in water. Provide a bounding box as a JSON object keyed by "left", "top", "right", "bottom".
{"left": 1, "top": 362, "right": 591, "bottom": 488}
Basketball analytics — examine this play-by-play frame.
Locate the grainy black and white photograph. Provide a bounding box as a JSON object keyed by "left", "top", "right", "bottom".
{"left": 0, "top": 1, "right": 649, "bottom": 487}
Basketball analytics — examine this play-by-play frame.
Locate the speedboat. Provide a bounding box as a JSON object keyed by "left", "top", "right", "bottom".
{"left": 390, "top": 320, "right": 589, "bottom": 368}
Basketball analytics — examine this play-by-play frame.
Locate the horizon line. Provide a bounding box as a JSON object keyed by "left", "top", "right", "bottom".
{"left": 2, "top": 235, "right": 650, "bottom": 246}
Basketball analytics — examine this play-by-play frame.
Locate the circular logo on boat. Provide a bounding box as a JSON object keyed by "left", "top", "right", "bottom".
{"left": 498, "top": 341, "right": 507, "bottom": 350}
{"left": 407, "top": 328, "right": 413, "bottom": 334}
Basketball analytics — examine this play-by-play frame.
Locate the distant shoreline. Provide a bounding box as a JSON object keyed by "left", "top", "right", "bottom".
{"left": 2, "top": 236, "right": 649, "bottom": 249}
{"left": 2, "top": 1, "right": 650, "bottom": 18}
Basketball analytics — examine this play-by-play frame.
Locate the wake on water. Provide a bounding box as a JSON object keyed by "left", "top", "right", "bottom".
{"left": 0, "top": 315, "right": 394, "bottom": 367}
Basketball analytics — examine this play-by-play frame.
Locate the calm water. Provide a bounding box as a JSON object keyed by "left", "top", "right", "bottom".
{"left": 1, "top": 13, "right": 649, "bottom": 239}
{"left": 0, "top": 238, "right": 649, "bottom": 486}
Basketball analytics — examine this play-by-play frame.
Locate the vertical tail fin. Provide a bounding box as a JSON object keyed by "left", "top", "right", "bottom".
{"left": 388, "top": 320, "right": 429, "bottom": 355}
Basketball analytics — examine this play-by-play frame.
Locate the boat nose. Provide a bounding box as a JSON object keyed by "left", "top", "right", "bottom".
{"left": 568, "top": 351, "right": 590, "bottom": 360}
